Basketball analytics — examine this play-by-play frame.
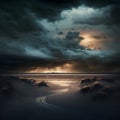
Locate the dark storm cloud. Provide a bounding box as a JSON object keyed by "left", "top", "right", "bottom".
{"left": 0, "top": 0, "right": 120, "bottom": 73}
{"left": 0, "top": 0, "right": 119, "bottom": 21}
{"left": 0, "top": 0, "right": 81, "bottom": 21}
{"left": 0, "top": 31, "right": 85, "bottom": 58}
{"left": 0, "top": 0, "right": 119, "bottom": 35}
{"left": 0, "top": 54, "right": 68, "bottom": 73}
{"left": 0, "top": 0, "right": 83, "bottom": 37}
{"left": 72, "top": 53, "right": 120, "bottom": 73}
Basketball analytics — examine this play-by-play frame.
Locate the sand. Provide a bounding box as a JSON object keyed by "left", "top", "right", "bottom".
{"left": 0, "top": 74, "right": 120, "bottom": 120}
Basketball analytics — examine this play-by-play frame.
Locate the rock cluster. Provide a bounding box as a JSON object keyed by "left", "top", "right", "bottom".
{"left": 0, "top": 76, "right": 13, "bottom": 97}
{"left": 37, "top": 81, "right": 48, "bottom": 87}
{"left": 20, "top": 77, "right": 48, "bottom": 87}
{"left": 80, "top": 76, "right": 119, "bottom": 101}
{"left": 20, "top": 78, "right": 35, "bottom": 85}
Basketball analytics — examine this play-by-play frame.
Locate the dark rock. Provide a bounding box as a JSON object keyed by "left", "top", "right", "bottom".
{"left": 80, "top": 82, "right": 105, "bottom": 94}
{"left": 80, "top": 86, "right": 91, "bottom": 93}
{"left": 79, "top": 76, "right": 120, "bottom": 101}
{"left": 20, "top": 78, "right": 35, "bottom": 85}
{"left": 91, "top": 82, "right": 104, "bottom": 91}
{"left": 98, "top": 78, "right": 115, "bottom": 83}
{"left": 37, "top": 81, "right": 48, "bottom": 87}
{"left": 0, "top": 86, "right": 13, "bottom": 96}
{"left": 80, "top": 78, "right": 96, "bottom": 85}
{"left": 103, "top": 86, "right": 115, "bottom": 94}
{"left": 0, "top": 79, "right": 13, "bottom": 96}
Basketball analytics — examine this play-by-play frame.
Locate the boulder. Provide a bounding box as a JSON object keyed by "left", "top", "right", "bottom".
{"left": 97, "top": 78, "right": 115, "bottom": 83}
{"left": 80, "top": 78, "right": 96, "bottom": 85}
{"left": 91, "top": 82, "right": 104, "bottom": 91}
{"left": 80, "top": 86, "right": 92, "bottom": 93}
{"left": 37, "top": 81, "right": 48, "bottom": 87}
{"left": 103, "top": 86, "right": 114, "bottom": 94}
{"left": 0, "top": 80, "right": 13, "bottom": 96}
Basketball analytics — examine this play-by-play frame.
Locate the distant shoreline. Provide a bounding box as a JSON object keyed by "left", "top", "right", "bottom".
{"left": 0, "top": 72, "right": 120, "bottom": 74}
{"left": 0, "top": 73, "right": 120, "bottom": 77}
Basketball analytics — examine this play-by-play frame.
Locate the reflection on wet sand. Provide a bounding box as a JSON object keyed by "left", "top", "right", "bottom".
{"left": 0, "top": 74, "right": 120, "bottom": 120}
{"left": 47, "top": 80, "right": 77, "bottom": 87}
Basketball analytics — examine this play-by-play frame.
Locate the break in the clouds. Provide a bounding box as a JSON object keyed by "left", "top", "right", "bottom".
{"left": 40, "top": 5, "right": 120, "bottom": 50}
{"left": 0, "top": 1, "right": 120, "bottom": 73}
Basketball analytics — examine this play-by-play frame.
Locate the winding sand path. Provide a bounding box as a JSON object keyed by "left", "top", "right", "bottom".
{"left": 36, "top": 88, "right": 69, "bottom": 111}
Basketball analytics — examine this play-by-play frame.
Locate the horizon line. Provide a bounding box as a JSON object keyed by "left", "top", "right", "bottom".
{"left": 0, "top": 72, "right": 120, "bottom": 75}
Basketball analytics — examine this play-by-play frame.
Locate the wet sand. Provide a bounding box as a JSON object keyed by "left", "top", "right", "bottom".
{"left": 0, "top": 74, "right": 120, "bottom": 120}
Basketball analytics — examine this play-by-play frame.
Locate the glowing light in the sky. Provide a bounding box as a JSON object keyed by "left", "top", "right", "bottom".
{"left": 80, "top": 33, "right": 103, "bottom": 50}
{"left": 27, "top": 63, "right": 74, "bottom": 73}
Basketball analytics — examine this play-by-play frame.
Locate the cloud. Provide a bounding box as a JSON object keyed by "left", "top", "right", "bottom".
{"left": 39, "top": 5, "right": 120, "bottom": 51}
{"left": 61, "top": 5, "right": 112, "bottom": 25}
{"left": 0, "top": 1, "right": 120, "bottom": 73}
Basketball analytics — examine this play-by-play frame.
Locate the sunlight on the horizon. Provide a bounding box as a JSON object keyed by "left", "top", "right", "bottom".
{"left": 27, "top": 63, "right": 75, "bottom": 73}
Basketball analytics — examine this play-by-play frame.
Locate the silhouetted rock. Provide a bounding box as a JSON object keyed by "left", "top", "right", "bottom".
{"left": 79, "top": 76, "right": 120, "bottom": 101}
{"left": 81, "top": 77, "right": 115, "bottom": 86}
{"left": 80, "top": 86, "right": 91, "bottom": 93}
{"left": 80, "top": 78, "right": 96, "bottom": 85}
{"left": 103, "top": 86, "right": 114, "bottom": 94}
{"left": 91, "top": 82, "right": 104, "bottom": 91}
{"left": 20, "top": 78, "right": 35, "bottom": 85}
{"left": 37, "top": 81, "right": 48, "bottom": 87}
{"left": 0, "top": 77, "right": 13, "bottom": 96}
{"left": 80, "top": 82, "right": 105, "bottom": 94}
{"left": 97, "top": 77, "right": 115, "bottom": 83}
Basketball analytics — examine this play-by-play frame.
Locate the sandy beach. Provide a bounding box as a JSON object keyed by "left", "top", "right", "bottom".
{"left": 0, "top": 74, "right": 120, "bottom": 120}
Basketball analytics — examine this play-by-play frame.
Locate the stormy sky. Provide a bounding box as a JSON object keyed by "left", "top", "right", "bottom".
{"left": 0, "top": 0, "right": 120, "bottom": 73}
